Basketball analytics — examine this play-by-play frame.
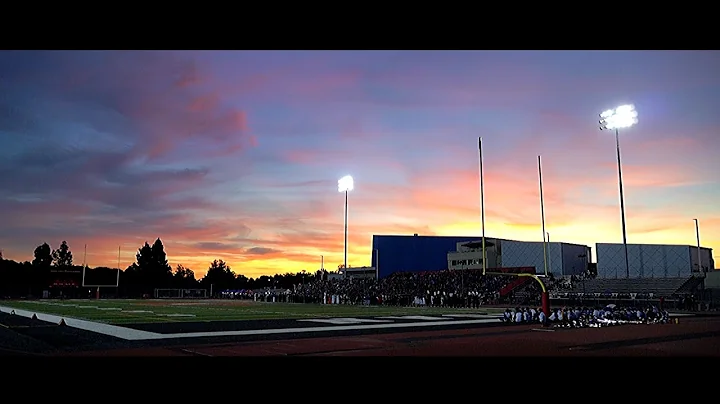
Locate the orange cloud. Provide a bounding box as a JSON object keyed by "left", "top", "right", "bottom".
{"left": 3, "top": 51, "right": 719, "bottom": 278}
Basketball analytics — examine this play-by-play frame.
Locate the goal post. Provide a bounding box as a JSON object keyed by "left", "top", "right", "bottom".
{"left": 80, "top": 245, "right": 121, "bottom": 299}
{"left": 154, "top": 289, "right": 208, "bottom": 299}
{"left": 82, "top": 265, "right": 120, "bottom": 299}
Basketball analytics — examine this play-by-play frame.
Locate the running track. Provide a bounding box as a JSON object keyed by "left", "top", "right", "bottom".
{"left": 63, "top": 316, "right": 720, "bottom": 356}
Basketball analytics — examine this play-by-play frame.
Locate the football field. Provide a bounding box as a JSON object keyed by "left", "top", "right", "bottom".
{"left": 1, "top": 299, "right": 717, "bottom": 357}
{"left": 0, "top": 299, "right": 505, "bottom": 325}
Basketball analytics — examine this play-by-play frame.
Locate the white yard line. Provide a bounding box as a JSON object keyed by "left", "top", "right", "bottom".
{"left": 157, "top": 318, "right": 501, "bottom": 340}
{"left": 0, "top": 305, "right": 162, "bottom": 340}
{"left": 442, "top": 314, "right": 499, "bottom": 319}
{"left": 379, "top": 315, "right": 447, "bottom": 321}
{"left": 0, "top": 305, "right": 500, "bottom": 341}
{"left": 298, "top": 318, "right": 393, "bottom": 324}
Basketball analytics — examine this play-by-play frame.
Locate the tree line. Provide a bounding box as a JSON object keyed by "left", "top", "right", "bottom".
{"left": 0, "top": 238, "right": 328, "bottom": 298}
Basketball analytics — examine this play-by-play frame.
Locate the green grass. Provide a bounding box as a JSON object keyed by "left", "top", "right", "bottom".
{"left": 1, "top": 299, "right": 504, "bottom": 325}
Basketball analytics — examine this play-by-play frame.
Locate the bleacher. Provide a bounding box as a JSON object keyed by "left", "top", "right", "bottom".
{"left": 561, "top": 277, "right": 692, "bottom": 298}
{"left": 675, "top": 276, "right": 704, "bottom": 295}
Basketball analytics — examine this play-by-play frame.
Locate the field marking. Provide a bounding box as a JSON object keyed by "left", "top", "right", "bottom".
{"left": 298, "top": 318, "right": 392, "bottom": 325}
{"left": 8, "top": 301, "right": 198, "bottom": 320}
{"left": 443, "top": 314, "right": 499, "bottom": 319}
{"left": 379, "top": 316, "right": 447, "bottom": 321}
{"left": 157, "top": 318, "right": 501, "bottom": 340}
{"left": 0, "top": 305, "right": 161, "bottom": 340}
{"left": 0, "top": 305, "right": 501, "bottom": 341}
{"left": 180, "top": 348, "right": 214, "bottom": 357}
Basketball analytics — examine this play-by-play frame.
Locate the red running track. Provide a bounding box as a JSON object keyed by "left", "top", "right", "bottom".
{"left": 69, "top": 316, "right": 720, "bottom": 356}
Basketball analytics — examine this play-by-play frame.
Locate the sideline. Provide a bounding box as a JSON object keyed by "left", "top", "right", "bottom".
{"left": 0, "top": 306, "right": 160, "bottom": 341}
{"left": 0, "top": 305, "right": 500, "bottom": 341}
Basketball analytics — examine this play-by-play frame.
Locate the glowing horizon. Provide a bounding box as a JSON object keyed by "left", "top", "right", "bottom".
{"left": 1, "top": 50, "right": 719, "bottom": 278}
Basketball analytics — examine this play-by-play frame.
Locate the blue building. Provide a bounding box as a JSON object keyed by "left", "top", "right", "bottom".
{"left": 371, "top": 234, "right": 592, "bottom": 279}
{"left": 372, "top": 234, "right": 479, "bottom": 279}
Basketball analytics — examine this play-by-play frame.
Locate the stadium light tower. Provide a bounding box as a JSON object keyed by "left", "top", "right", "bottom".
{"left": 599, "top": 104, "right": 638, "bottom": 279}
{"left": 338, "top": 175, "right": 354, "bottom": 275}
{"left": 694, "top": 219, "right": 702, "bottom": 274}
{"left": 538, "top": 155, "right": 549, "bottom": 277}
{"left": 478, "top": 137, "right": 487, "bottom": 276}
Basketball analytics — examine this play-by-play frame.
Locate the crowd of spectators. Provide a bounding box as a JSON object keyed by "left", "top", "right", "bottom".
{"left": 548, "top": 271, "right": 596, "bottom": 292}
{"left": 221, "top": 269, "right": 517, "bottom": 306}
{"left": 291, "top": 270, "right": 515, "bottom": 306}
{"left": 501, "top": 304, "right": 670, "bottom": 328}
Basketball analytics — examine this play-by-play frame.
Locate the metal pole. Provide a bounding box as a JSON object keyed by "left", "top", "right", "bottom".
{"left": 538, "top": 156, "right": 548, "bottom": 277}
{"left": 547, "top": 232, "right": 552, "bottom": 276}
{"left": 695, "top": 219, "right": 701, "bottom": 273}
{"left": 344, "top": 189, "right": 348, "bottom": 275}
{"left": 479, "top": 137, "right": 486, "bottom": 276}
{"left": 117, "top": 246, "right": 121, "bottom": 291}
{"left": 82, "top": 244, "right": 88, "bottom": 287}
{"left": 116, "top": 246, "right": 121, "bottom": 293}
{"left": 374, "top": 249, "right": 379, "bottom": 280}
{"left": 615, "top": 128, "right": 630, "bottom": 278}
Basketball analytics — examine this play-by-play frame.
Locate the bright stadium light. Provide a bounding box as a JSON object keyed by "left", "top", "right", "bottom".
{"left": 598, "top": 104, "right": 638, "bottom": 278}
{"left": 599, "top": 104, "right": 638, "bottom": 131}
{"left": 338, "top": 175, "right": 354, "bottom": 192}
{"left": 338, "top": 175, "right": 354, "bottom": 274}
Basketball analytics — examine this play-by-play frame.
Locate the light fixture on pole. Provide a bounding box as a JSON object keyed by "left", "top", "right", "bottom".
{"left": 694, "top": 219, "right": 702, "bottom": 273}
{"left": 599, "top": 104, "right": 638, "bottom": 278}
{"left": 478, "top": 137, "right": 487, "bottom": 276}
{"left": 338, "top": 175, "right": 354, "bottom": 276}
{"left": 538, "top": 155, "right": 549, "bottom": 278}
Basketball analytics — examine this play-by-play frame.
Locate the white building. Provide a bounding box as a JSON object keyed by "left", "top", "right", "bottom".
{"left": 446, "top": 238, "right": 591, "bottom": 277}
{"left": 596, "top": 243, "right": 715, "bottom": 278}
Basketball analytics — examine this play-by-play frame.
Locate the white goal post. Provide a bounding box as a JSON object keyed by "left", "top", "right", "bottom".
{"left": 154, "top": 289, "right": 208, "bottom": 299}
{"left": 80, "top": 245, "right": 120, "bottom": 288}
{"left": 82, "top": 265, "right": 120, "bottom": 288}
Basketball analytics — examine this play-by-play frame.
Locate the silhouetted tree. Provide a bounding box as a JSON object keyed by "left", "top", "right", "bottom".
{"left": 201, "top": 259, "right": 236, "bottom": 293}
{"left": 235, "top": 273, "right": 249, "bottom": 289}
{"left": 134, "top": 238, "right": 173, "bottom": 292}
{"left": 32, "top": 243, "right": 52, "bottom": 268}
{"left": 173, "top": 264, "right": 198, "bottom": 288}
{"left": 136, "top": 242, "right": 154, "bottom": 270}
{"left": 151, "top": 238, "right": 171, "bottom": 273}
{"left": 256, "top": 275, "right": 273, "bottom": 289}
{"left": 52, "top": 240, "right": 73, "bottom": 267}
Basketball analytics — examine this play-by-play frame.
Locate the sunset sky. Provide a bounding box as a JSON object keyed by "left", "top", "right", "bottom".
{"left": 1, "top": 50, "right": 718, "bottom": 278}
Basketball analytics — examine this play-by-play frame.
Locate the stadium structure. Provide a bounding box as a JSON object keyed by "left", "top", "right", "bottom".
{"left": 369, "top": 234, "right": 712, "bottom": 305}
{"left": 596, "top": 243, "right": 715, "bottom": 278}
{"left": 371, "top": 234, "right": 591, "bottom": 279}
